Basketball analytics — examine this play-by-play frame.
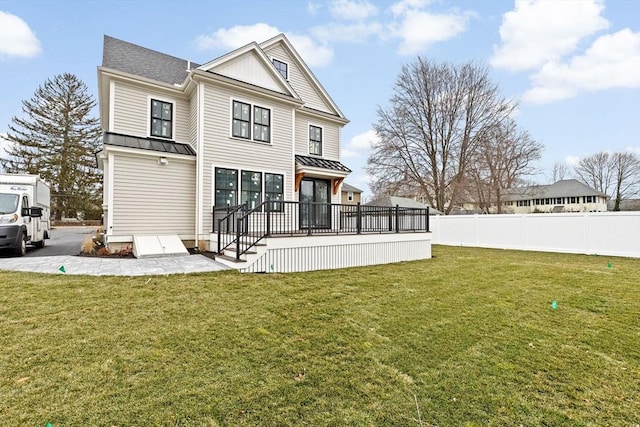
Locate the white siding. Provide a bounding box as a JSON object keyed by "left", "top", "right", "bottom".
{"left": 294, "top": 112, "right": 341, "bottom": 160}
{"left": 240, "top": 234, "right": 432, "bottom": 273}
{"left": 111, "top": 152, "right": 196, "bottom": 237}
{"left": 200, "top": 83, "right": 295, "bottom": 225}
{"left": 214, "top": 52, "right": 286, "bottom": 93}
{"left": 112, "top": 81, "right": 190, "bottom": 143}
{"left": 188, "top": 91, "right": 198, "bottom": 151}
{"left": 263, "top": 44, "right": 334, "bottom": 114}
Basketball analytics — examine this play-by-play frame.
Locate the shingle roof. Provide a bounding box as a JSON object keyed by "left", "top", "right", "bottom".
{"left": 341, "top": 183, "right": 363, "bottom": 193}
{"left": 102, "top": 35, "right": 199, "bottom": 85}
{"left": 504, "top": 179, "right": 607, "bottom": 201}
{"left": 103, "top": 132, "right": 196, "bottom": 156}
{"left": 295, "top": 155, "right": 351, "bottom": 172}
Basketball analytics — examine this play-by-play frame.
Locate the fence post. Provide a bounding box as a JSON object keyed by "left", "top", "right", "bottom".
{"left": 217, "top": 219, "right": 221, "bottom": 254}
{"left": 356, "top": 202, "right": 362, "bottom": 234}
{"left": 307, "top": 200, "right": 312, "bottom": 236}
{"left": 266, "top": 199, "right": 271, "bottom": 237}
{"left": 236, "top": 217, "right": 242, "bottom": 261}
{"left": 395, "top": 204, "right": 400, "bottom": 233}
{"left": 426, "top": 207, "right": 430, "bottom": 232}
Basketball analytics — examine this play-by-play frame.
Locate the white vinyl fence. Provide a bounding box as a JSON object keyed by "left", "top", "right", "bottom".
{"left": 430, "top": 212, "right": 640, "bottom": 258}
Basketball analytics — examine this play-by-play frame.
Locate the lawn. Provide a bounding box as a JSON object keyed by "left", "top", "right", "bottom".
{"left": 1, "top": 246, "right": 638, "bottom": 426}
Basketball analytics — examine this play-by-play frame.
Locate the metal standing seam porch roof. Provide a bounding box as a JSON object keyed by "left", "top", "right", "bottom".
{"left": 102, "top": 132, "right": 196, "bottom": 156}
{"left": 294, "top": 155, "right": 351, "bottom": 173}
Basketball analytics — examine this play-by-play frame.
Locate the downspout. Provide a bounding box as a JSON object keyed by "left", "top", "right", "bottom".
{"left": 194, "top": 77, "right": 205, "bottom": 251}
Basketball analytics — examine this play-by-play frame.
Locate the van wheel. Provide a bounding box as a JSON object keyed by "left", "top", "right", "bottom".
{"left": 34, "top": 239, "right": 45, "bottom": 249}
{"left": 15, "top": 235, "right": 27, "bottom": 256}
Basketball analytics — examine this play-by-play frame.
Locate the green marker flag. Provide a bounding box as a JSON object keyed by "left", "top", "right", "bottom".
{"left": 58, "top": 266, "right": 66, "bottom": 273}
{"left": 46, "top": 423, "right": 52, "bottom": 427}
{"left": 607, "top": 262, "right": 613, "bottom": 269}
{"left": 551, "top": 300, "right": 558, "bottom": 310}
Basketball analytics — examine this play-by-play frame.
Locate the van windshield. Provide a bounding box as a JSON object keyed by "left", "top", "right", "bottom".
{"left": 0, "top": 193, "right": 19, "bottom": 214}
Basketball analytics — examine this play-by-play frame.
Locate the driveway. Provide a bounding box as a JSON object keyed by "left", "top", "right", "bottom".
{"left": 26, "top": 225, "right": 98, "bottom": 257}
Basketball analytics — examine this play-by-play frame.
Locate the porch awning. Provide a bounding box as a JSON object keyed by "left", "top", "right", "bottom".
{"left": 102, "top": 132, "right": 196, "bottom": 156}
{"left": 294, "top": 155, "right": 351, "bottom": 194}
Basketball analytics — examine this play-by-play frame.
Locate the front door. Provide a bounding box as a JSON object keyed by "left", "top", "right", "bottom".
{"left": 300, "top": 178, "right": 331, "bottom": 229}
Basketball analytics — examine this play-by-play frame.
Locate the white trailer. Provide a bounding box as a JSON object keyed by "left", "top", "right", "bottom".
{"left": 0, "top": 174, "right": 51, "bottom": 256}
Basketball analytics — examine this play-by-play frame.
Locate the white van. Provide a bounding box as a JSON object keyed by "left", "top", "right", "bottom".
{"left": 0, "top": 174, "right": 51, "bottom": 256}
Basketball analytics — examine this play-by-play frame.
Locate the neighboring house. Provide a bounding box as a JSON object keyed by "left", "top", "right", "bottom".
{"left": 367, "top": 196, "right": 442, "bottom": 215}
{"left": 501, "top": 179, "right": 608, "bottom": 213}
{"left": 341, "top": 182, "right": 363, "bottom": 205}
{"left": 95, "top": 35, "right": 431, "bottom": 272}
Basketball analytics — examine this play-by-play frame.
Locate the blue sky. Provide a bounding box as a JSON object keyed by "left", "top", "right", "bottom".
{"left": 1, "top": 0, "right": 639, "bottom": 199}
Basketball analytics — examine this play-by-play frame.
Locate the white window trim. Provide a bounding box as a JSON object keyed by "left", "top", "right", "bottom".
{"left": 228, "top": 97, "right": 273, "bottom": 145}
{"left": 347, "top": 191, "right": 354, "bottom": 201}
{"left": 147, "top": 95, "right": 176, "bottom": 141}
{"left": 271, "top": 57, "right": 290, "bottom": 81}
{"left": 308, "top": 122, "right": 324, "bottom": 157}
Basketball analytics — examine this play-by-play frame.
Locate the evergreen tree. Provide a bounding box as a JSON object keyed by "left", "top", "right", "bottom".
{"left": 1, "top": 73, "right": 102, "bottom": 220}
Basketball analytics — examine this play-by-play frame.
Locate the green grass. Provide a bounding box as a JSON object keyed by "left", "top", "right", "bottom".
{"left": 1, "top": 246, "right": 638, "bottom": 426}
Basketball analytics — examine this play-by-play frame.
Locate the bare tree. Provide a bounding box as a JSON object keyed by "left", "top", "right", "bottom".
{"left": 573, "top": 152, "right": 614, "bottom": 195}
{"left": 611, "top": 152, "right": 640, "bottom": 211}
{"left": 550, "top": 162, "right": 570, "bottom": 183}
{"left": 467, "top": 119, "right": 543, "bottom": 213}
{"left": 573, "top": 151, "right": 640, "bottom": 211}
{"left": 367, "top": 59, "right": 514, "bottom": 214}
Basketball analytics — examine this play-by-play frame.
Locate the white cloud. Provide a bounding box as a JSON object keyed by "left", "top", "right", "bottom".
{"left": 565, "top": 155, "right": 581, "bottom": 167}
{"left": 195, "top": 23, "right": 281, "bottom": 51}
{"left": 307, "top": 1, "right": 321, "bottom": 15}
{"left": 328, "top": 0, "right": 378, "bottom": 21}
{"left": 195, "top": 23, "right": 333, "bottom": 68}
{"left": 392, "top": 10, "right": 471, "bottom": 55}
{"left": 0, "top": 11, "right": 41, "bottom": 60}
{"left": 311, "top": 22, "right": 382, "bottom": 43}
{"left": 342, "top": 129, "right": 379, "bottom": 158}
{"left": 523, "top": 29, "right": 640, "bottom": 104}
{"left": 390, "top": 0, "right": 433, "bottom": 17}
{"left": 491, "top": 0, "right": 609, "bottom": 72}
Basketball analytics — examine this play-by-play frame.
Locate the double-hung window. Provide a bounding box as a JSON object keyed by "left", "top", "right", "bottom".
{"left": 232, "top": 101, "right": 251, "bottom": 139}
{"left": 309, "top": 125, "right": 322, "bottom": 156}
{"left": 265, "top": 173, "right": 284, "bottom": 212}
{"left": 215, "top": 168, "right": 238, "bottom": 207}
{"left": 253, "top": 106, "right": 270, "bottom": 143}
{"left": 241, "top": 171, "right": 262, "bottom": 210}
{"left": 232, "top": 100, "right": 270, "bottom": 143}
{"left": 272, "top": 59, "right": 288, "bottom": 79}
{"left": 151, "top": 99, "right": 173, "bottom": 139}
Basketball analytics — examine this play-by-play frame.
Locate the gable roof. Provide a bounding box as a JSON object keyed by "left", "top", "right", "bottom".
{"left": 197, "top": 40, "right": 299, "bottom": 99}
{"left": 259, "top": 34, "right": 347, "bottom": 120}
{"left": 505, "top": 179, "right": 608, "bottom": 201}
{"left": 342, "top": 183, "right": 363, "bottom": 193}
{"left": 102, "top": 35, "right": 198, "bottom": 85}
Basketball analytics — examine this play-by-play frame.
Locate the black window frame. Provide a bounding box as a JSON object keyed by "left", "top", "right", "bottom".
{"left": 232, "top": 100, "right": 251, "bottom": 140}
{"left": 150, "top": 99, "right": 173, "bottom": 139}
{"left": 253, "top": 106, "right": 271, "bottom": 143}
{"left": 272, "top": 58, "right": 288, "bottom": 79}
{"left": 309, "top": 125, "right": 322, "bottom": 156}
{"left": 241, "top": 170, "right": 262, "bottom": 210}
{"left": 265, "top": 173, "right": 284, "bottom": 212}
{"left": 214, "top": 167, "right": 238, "bottom": 207}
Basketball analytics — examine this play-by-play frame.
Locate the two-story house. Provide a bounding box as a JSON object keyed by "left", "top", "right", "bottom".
{"left": 96, "top": 34, "right": 431, "bottom": 272}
